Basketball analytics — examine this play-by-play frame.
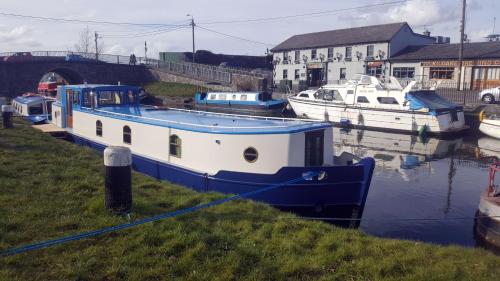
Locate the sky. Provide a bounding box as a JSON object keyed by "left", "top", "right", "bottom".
{"left": 0, "top": 0, "right": 497, "bottom": 59}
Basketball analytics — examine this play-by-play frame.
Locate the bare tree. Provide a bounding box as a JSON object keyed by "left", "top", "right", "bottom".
{"left": 73, "top": 26, "right": 104, "bottom": 57}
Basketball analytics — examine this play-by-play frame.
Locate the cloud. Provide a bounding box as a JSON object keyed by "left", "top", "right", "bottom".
{"left": 0, "top": 26, "right": 42, "bottom": 49}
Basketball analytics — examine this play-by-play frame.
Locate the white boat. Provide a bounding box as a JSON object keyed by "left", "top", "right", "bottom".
{"left": 12, "top": 93, "right": 56, "bottom": 123}
{"left": 287, "top": 75, "right": 467, "bottom": 135}
{"left": 50, "top": 84, "right": 376, "bottom": 211}
{"left": 479, "top": 111, "right": 500, "bottom": 139}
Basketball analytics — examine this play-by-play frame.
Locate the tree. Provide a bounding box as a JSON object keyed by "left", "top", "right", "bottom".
{"left": 73, "top": 26, "right": 104, "bottom": 57}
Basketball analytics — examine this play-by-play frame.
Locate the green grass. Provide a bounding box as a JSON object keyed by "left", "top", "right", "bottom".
{"left": 1, "top": 120, "right": 500, "bottom": 281}
{"left": 144, "top": 81, "right": 199, "bottom": 98}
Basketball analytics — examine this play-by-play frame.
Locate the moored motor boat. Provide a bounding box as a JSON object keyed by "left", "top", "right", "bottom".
{"left": 11, "top": 93, "right": 56, "bottom": 123}
{"left": 287, "top": 75, "right": 467, "bottom": 135}
{"left": 195, "top": 91, "right": 286, "bottom": 115}
{"left": 50, "top": 84, "right": 375, "bottom": 210}
{"left": 479, "top": 110, "right": 500, "bottom": 139}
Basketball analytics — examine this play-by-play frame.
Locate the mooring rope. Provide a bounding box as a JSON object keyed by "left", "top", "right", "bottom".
{"left": 0, "top": 172, "right": 316, "bottom": 257}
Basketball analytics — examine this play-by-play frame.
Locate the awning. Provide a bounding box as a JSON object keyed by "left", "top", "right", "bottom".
{"left": 367, "top": 61, "right": 383, "bottom": 67}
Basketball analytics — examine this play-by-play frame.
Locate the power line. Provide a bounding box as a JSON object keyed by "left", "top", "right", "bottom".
{"left": 198, "top": 0, "right": 409, "bottom": 25}
{"left": 102, "top": 25, "right": 190, "bottom": 38}
{"left": 196, "top": 25, "right": 274, "bottom": 46}
{"left": 0, "top": 11, "right": 184, "bottom": 27}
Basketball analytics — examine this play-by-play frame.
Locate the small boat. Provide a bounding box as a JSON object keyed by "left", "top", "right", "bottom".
{"left": 287, "top": 74, "right": 467, "bottom": 135}
{"left": 195, "top": 91, "right": 286, "bottom": 115}
{"left": 479, "top": 111, "right": 500, "bottom": 139}
{"left": 12, "top": 93, "right": 56, "bottom": 123}
{"left": 50, "top": 84, "right": 375, "bottom": 210}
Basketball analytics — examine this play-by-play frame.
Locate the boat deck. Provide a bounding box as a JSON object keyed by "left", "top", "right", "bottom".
{"left": 81, "top": 106, "right": 331, "bottom": 134}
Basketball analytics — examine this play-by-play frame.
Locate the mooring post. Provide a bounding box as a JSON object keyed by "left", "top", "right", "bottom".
{"left": 1, "top": 105, "right": 13, "bottom": 129}
{"left": 104, "top": 146, "right": 132, "bottom": 214}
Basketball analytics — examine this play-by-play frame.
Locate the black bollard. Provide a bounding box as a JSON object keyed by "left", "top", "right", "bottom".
{"left": 104, "top": 146, "right": 132, "bottom": 214}
{"left": 2, "top": 105, "right": 13, "bottom": 129}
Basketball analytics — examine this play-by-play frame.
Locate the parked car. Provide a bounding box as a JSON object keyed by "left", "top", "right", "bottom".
{"left": 3, "top": 52, "right": 32, "bottom": 62}
{"left": 65, "top": 54, "right": 93, "bottom": 62}
{"left": 479, "top": 86, "right": 500, "bottom": 103}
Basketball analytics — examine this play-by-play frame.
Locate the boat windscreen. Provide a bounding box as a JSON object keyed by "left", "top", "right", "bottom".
{"left": 406, "top": 91, "right": 462, "bottom": 113}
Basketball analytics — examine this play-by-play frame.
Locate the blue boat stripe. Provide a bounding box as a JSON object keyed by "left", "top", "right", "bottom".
{"left": 0, "top": 173, "right": 315, "bottom": 257}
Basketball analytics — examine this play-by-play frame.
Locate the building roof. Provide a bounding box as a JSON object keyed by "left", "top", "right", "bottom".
{"left": 270, "top": 22, "right": 408, "bottom": 52}
{"left": 390, "top": 42, "right": 500, "bottom": 61}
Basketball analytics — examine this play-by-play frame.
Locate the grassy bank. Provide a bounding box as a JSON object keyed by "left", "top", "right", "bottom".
{"left": 143, "top": 81, "right": 199, "bottom": 98}
{"left": 1, "top": 121, "right": 499, "bottom": 281}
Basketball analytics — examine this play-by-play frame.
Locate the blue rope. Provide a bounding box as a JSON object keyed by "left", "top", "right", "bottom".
{"left": 0, "top": 172, "right": 316, "bottom": 257}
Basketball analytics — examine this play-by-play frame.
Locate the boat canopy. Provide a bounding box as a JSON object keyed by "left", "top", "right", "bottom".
{"left": 406, "top": 91, "right": 463, "bottom": 115}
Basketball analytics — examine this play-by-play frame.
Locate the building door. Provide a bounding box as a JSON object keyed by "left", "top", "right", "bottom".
{"left": 65, "top": 89, "right": 73, "bottom": 128}
{"left": 304, "top": 130, "right": 324, "bottom": 167}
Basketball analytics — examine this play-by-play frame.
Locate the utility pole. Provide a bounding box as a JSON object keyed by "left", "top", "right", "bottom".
{"left": 94, "top": 31, "right": 99, "bottom": 61}
{"left": 144, "top": 41, "right": 148, "bottom": 63}
{"left": 457, "top": 0, "right": 466, "bottom": 101}
{"left": 187, "top": 14, "right": 195, "bottom": 63}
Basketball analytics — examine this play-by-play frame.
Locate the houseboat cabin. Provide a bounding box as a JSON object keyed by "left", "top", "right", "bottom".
{"left": 12, "top": 94, "right": 56, "bottom": 123}
{"left": 52, "top": 84, "right": 375, "bottom": 210}
{"left": 195, "top": 91, "right": 286, "bottom": 114}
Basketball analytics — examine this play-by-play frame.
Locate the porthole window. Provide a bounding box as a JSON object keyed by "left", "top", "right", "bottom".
{"left": 169, "top": 135, "right": 182, "bottom": 158}
{"left": 123, "top": 125, "right": 131, "bottom": 144}
{"left": 243, "top": 147, "right": 258, "bottom": 163}
{"left": 96, "top": 120, "right": 103, "bottom": 137}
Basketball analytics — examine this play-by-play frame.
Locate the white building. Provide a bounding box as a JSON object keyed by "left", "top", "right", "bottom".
{"left": 271, "top": 22, "right": 435, "bottom": 91}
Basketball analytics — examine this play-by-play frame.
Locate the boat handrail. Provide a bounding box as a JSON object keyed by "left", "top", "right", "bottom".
{"left": 83, "top": 107, "right": 323, "bottom": 130}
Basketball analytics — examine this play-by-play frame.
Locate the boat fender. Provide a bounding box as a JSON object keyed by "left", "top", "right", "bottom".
{"left": 104, "top": 146, "right": 132, "bottom": 214}
{"left": 418, "top": 125, "right": 428, "bottom": 137}
{"left": 479, "top": 110, "right": 485, "bottom": 122}
{"left": 285, "top": 103, "right": 292, "bottom": 111}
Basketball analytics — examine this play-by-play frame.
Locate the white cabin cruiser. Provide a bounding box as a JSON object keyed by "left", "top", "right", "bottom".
{"left": 479, "top": 111, "right": 500, "bottom": 139}
{"left": 287, "top": 75, "right": 467, "bottom": 135}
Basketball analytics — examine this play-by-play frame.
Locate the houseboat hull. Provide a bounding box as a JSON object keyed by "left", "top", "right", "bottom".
{"left": 479, "top": 119, "right": 500, "bottom": 139}
{"left": 288, "top": 98, "right": 466, "bottom": 136}
{"left": 71, "top": 133, "right": 375, "bottom": 208}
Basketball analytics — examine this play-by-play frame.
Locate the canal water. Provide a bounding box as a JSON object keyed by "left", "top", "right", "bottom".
{"left": 329, "top": 127, "right": 499, "bottom": 248}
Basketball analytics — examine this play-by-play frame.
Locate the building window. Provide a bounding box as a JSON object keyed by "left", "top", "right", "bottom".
{"left": 340, "top": 68, "right": 347, "bottom": 79}
{"left": 243, "top": 147, "right": 258, "bottom": 163}
{"left": 96, "top": 120, "right": 102, "bottom": 137}
{"left": 377, "top": 97, "right": 399, "bottom": 105}
{"left": 357, "top": 96, "right": 370, "bottom": 103}
{"left": 169, "top": 135, "right": 182, "bottom": 158}
{"left": 311, "top": 49, "right": 317, "bottom": 60}
{"left": 328, "top": 47, "right": 334, "bottom": 60}
{"left": 294, "top": 50, "right": 300, "bottom": 63}
{"left": 430, "top": 67, "right": 454, "bottom": 79}
{"left": 393, "top": 67, "right": 415, "bottom": 79}
{"left": 283, "top": 69, "right": 288, "bottom": 80}
{"left": 366, "top": 45, "right": 374, "bottom": 58}
{"left": 123, "top": 125, "right": 131, "bottom": 144}
{"left": 345, "top": 47, "right": 352, "bottom": 61}
{"left": 294, "top": 69, "right": 300, "bottom": 80}
{"left": 283, "top": 51, "right": 289, "bottom": 63}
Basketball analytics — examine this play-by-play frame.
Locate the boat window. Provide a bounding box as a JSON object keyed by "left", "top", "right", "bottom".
{"left": 96, "top": 120, "right": 103, "bottom": 137}
{"left": 377, "top": 97, "right": 399, "bottom": 105}
{"left": 323, "top": 90, "right": 343, "bottom": 101}
{"left": 210, "top": 94, "right": 216, "bottom": 99}
{"left": 305, "top": 130, "right": 324, "bottom": 167}
{"left": 29, "top": 103, "right": 43, "bottom": 115}
{"left": 83, "top": 91, "right": 91, "bottom": 107}
{"left": 243, "top": 147, "right": 258, "bottom": 163}
{"left": 218, "top": 94, "right": 226, "bottom": 100}
{"left": 123, "top": 125, "right": 131, "bottom": 144}
{"left": 361, "top": 76, "right": 372, "bottom": 85}
{"left": 46, "top": 100, "right": 54, "bottom": 113}
{"left": 128, "top": 90, "right": 136, "bottom": 104}
{"left": 357, "top": 96, "right": 370, "bottom": 103}
{"left": 73, "top": 91, "right": 80, "bottom": 104}
{"left": 299, "top": 93, "right": 309, "bottom": 98}
{"left": 347, "top": 90, "right": 354, "bottom": 95}
{"left": 99, "top": 91, "right": 124, "bottom": 106}
{"left": 169, "top": 135, "right": 181, "bottom": 158}
{"left": 232, "top": 94, "right": 237, "bottom": 100}
{"left": 241, "top": 94, "right": 247, "bottom": 101}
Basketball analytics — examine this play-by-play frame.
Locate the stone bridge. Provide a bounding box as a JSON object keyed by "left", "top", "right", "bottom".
{"left": 0, "top": 60, "right": 155, "bottom": 98}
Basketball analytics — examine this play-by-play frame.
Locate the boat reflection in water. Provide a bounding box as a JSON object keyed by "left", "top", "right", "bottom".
{"left": 333, "top": 127, "right": 463, "bottom": 182}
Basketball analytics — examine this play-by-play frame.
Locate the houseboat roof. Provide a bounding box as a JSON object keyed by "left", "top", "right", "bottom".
{"left": 82, "top": 106, "right": 331, "bottom": 134}
{"left": 62, "top": 84, "right": 138, "bottom": 90}
{"left": 14, "top": 95, "right": 54, "bottom": 104}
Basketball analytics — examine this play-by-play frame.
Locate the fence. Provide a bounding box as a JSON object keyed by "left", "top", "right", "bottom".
{"left": 0, "top": 51, "right": 271, "bottom": 86}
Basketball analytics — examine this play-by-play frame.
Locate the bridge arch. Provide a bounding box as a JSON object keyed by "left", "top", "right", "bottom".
{"left": 46, "top": 67, "right": 85, "bottom": 84}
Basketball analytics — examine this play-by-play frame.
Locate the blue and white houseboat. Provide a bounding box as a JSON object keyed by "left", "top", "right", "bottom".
{"left": 195, "top": 91, "right": 286, "bottom": 114}
{"left": 51, "top": 84, "right": 375, "bottom": 210}
{"left": 12, "top": 93, "right": 56, "bottom": 123}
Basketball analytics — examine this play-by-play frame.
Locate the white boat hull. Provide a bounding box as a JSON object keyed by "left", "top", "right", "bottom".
{"left": 479, "top": 119, "right": 500, "bottom": 139}
{"left": 288, "top": 98, "right": 466, "bottom": 135}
